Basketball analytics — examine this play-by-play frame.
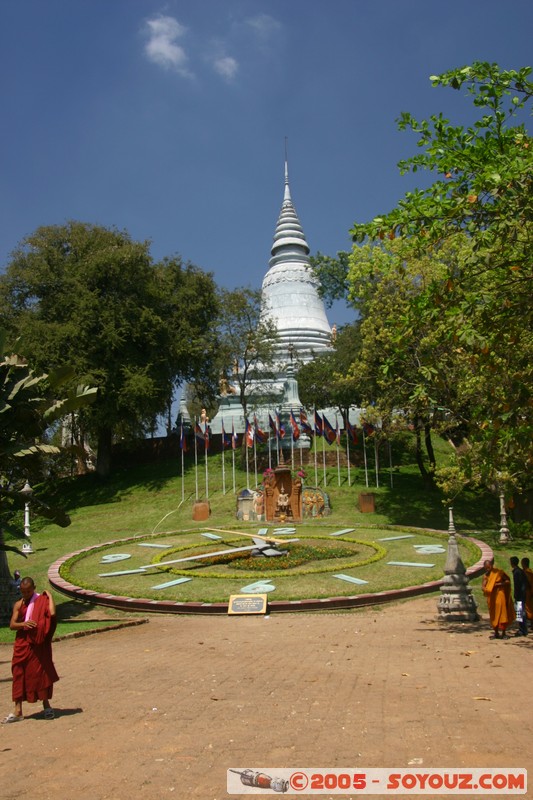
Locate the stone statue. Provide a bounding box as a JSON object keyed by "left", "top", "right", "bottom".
{"left": 276, "top": 485, "right": 290, "bottom": 515}
{"left": 219, "top": 375, "right": 229, "bottom": 396}
{"left": 253, "top": 491, "right": 265, "bottom": 520}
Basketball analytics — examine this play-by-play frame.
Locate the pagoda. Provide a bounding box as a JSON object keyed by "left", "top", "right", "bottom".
{"left": 261, "top": 159, "right": 333, "bottom": 374}
{"left": 208, "top": 157, "right": 334, "bottom": 435}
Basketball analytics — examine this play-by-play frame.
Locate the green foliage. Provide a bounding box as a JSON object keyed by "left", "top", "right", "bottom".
{"left": 213, "top": 287, "right": 279, "bottom": 418}
{"left": 310, "top": 250, "right": 352, "bottom": 307}
{"left": 344, "top": 62, "right": 532, "bottom": 498}
{"left": 508, "top": 520, "right": 533, "bottom": 541}
{"left": 297, "top": 321, "right": 364, "bottom": 413}
{"left": 352, "top": 62, "right": 532, "bottom": 253}
{"left": 0, "top": 333, "right": 97, "bottom": 552}
{"left": 0, "top": 223, "right": 220, "bottom": 475}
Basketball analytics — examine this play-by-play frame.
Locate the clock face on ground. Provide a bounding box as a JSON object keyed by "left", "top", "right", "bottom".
{"left": 79, "top": 525, "right": 469, "bottom": 605}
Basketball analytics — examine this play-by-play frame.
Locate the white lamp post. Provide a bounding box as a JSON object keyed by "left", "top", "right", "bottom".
{"left": 20, "top": 481, "right": 33, "bottom": 554}
{"left": 498, "top": 493, "right": 510, "bottom": 544}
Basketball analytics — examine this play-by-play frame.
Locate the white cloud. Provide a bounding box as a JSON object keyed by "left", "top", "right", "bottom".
{"left": 213, "top": 56, "right": 238, "bottom": 81}
{"left": 143, "top": 15, "right": 192, "bottom": 77}
{"left": 244, "top": 13, "right": 282, "bottom": 40}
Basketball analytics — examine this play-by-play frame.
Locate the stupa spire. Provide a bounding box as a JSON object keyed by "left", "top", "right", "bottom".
{"left": 261, "top": 152, "right": 333, "bottom": 364}
{"left": 284, "top": 139, "right": 291, "bottom": 203}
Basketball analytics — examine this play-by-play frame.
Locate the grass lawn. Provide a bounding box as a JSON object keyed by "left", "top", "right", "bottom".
{"left": 3, "top": 443, "right": 531, "bottom": 622}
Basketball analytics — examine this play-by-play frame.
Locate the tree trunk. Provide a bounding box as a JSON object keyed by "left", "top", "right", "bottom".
{"left": 414, "top": 420, "right": 435, "bottom": 489}
{"left": 96, "top": 427, "right": 113, "bottom": 478}
{"left": 424, "top": 423, "right": 437, "bottom": 473}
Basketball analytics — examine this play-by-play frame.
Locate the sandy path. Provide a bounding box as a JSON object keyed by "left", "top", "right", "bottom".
{"left": 1, "top": 597, "right": 531, "bottom": 800}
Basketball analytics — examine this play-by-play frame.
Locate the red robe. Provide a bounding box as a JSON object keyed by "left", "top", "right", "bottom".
{"left": 12, "top": 593, "right": 59, "bottom": 703}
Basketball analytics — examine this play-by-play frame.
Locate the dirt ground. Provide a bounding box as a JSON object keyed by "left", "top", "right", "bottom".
{"left": 1, "top": 596, "right": 531, "bottom": 800}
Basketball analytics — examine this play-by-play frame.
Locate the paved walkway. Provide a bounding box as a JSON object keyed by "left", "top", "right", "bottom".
{"left": 1, "top": 595, "right": 531, "bottom": 800}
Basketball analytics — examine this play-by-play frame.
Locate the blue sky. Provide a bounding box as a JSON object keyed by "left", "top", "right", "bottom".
{"left": 1, "top": 0, "right": 532, "bottom": 329}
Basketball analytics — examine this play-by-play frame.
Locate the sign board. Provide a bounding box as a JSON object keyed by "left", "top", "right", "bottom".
{"left": 228, "top": 593, "right": 268, "bottom": 616}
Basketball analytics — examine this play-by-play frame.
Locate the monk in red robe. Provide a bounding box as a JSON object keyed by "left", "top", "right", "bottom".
{"left": 2, "top": 577, "right": 59, "bottom": 723}
{"left": 481, "top": 559, "right": 515, "bottom": 639}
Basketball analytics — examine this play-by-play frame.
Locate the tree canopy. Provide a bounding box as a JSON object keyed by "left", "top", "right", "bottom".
{"left": 0, "top": 222, "right": 220, "bottom": 476}
{"left": 344, "top": 62, "right": 532, "bottom": 501}
{"left": 0, "top": 328, "right": 97, "bottom": 621}
{"left": 214, "top": 288, "right": 279, "bottom": 420}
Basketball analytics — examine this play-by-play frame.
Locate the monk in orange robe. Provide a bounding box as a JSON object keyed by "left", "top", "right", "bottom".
{"left": 2, "top": 577, "right": 59, "bottom": 723}
{"left": 482, "top": 559, "right": 515, "bottom": 639}
{"left": 521, "top": 557, "right": 533, "bottom": 629}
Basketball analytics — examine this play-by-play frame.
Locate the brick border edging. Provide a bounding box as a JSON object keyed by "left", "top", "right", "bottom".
{"left": 47, "top": 534, "right": 493, "bottom": 616}
{"left": 0, "top": 618, "right": 150, "bottom": 646}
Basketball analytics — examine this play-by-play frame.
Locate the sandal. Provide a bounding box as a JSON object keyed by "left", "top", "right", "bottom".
{"left": 1, "top": 713, "right": 23, "bottom": 724}
{"left": 43, "top": 708, "right": 55, "bottom": 719}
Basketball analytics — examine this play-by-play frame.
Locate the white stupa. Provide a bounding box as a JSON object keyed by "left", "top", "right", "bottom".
{"left": 208, "top": 157, "right": 335, "bottom": 435}
{"left": 261, "top": 159, "right": 333, "bottom": 370}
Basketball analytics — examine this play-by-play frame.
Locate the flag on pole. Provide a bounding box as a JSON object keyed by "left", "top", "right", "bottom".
{"left": 322, "top": 414, "right": 336, "bottom": 444}
{"left": 204, "top": 422, "right": 209, "bottom": 452}
{"left": 300, "top": 409, "right": 313, "bottom": 436}
{"left": 335, "top": 418, "right": 341, "bottom": 446}
{"left": 275, "top": 410, "right": 285, "bottom": 439}
{"left": 290, "top": 410, "right": 300, "bottom": 441}
{"left": 268, "top": 413, "right": 277, "bottom": 436}
{"left": 180, "top": 423, "right": 188, "bottom": 452}
{"left": 346, "top": 419, "right": 358, "bottom": 444}
{"left": 362, "top": 420, "right": 375, "bottom": 437}
{"left": 194, "top": 422, "right": 206, "bottom": 445}
{"left": 314, "top": 410, "right": 323, "bottom": 436}
{"left": 254, "top": 415, "right": 268, "bottom": 444}
{"left": 231, "top": 421, "right": 238, "bottom": 450}
{"left": 245, "top": 418, "right": 254, "bottom": 448}
{"left": 222, "top": 420, "right": 232, "bottom": 448}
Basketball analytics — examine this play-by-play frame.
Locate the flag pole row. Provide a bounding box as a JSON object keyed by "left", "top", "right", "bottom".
{"left": 179, "top": 411, "right": 388, "bottom": 497}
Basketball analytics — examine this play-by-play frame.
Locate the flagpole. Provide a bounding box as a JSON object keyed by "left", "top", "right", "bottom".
{"left": 362, "top": 429, "right": 369, "bottom": 488}
{"left": 232, "top": 423, "right": 236, "bottom": 495}
{"left": 314, "top": 410, "right": 318, "bottom": 488}
{"left": 336, "top": 416, "right": 341, "bottom": 486}
{"left": 253, "top": 422, "right": 258, "bottom": 488}
{"left": 290, "top": 410, "right": 294, "bottom": 471}
{"left": 345, "top": 414, "right": 351, "bottom": 487}
{"left": 268, "top": 429, "right": 272, "bottom": 470}
{"left": 205, "top": 423, "right": 209, "bottom": 499}
{"left": 194, "top": 418, "right": 199, "bottom": 500}
{"left": 322, "top": 431, "right": 327, "bottom": 487}
{"left": 180, "top": 423, "right": 185, "bottom": 502}
{"left": 221, "top": 420, "right": 226, "bottom": 495}
{"left": 374, "top": 435, "right": 380, "bottom": 488}
{"left": 245, "top": 421, "right": 250, "bottom": 490}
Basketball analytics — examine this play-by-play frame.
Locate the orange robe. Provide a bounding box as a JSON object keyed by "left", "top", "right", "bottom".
{"left": 482, "top": 568, "right": 515, "bottom": 631}
{"left": 11, "top": 593, "right": 59, "bottom": 703}
{"left": 524, "top": 568, "right": 533, "bottom": 622}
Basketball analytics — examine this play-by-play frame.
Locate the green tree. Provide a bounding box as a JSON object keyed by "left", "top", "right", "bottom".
{"left": 348, "top": 62, "right": 533, "bottom": 503}
{"left": 297, "top": 322, "right": 363, "bottom": 416}
{"left": 0, "top": 330, "right": 97, "bottom": 621}
{"left": 0, "top": 223, "right": 219, "bottom": 476}
{"left": 214, "top": 288, "right": 279, "bottom": 421}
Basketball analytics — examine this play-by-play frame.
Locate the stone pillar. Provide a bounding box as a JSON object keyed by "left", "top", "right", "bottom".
{"left": 437, "top": 533, "right": 479, "bottom": 621}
